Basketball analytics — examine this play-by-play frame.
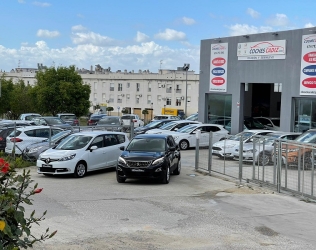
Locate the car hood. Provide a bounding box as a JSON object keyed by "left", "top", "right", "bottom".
{"left": 26, "top": 141, "right": 51, "bottom": 149}
{"left": 146, "top": 129, "right": 165, "bottom": 134}
{"left": 121, "top": 151, "right": 164, "bottom": 160}
{"left": 40, "top": 148, "right": 81, "bottom": 158}
{"left": 213, "top": 140, "right": 240, "bottom": 148}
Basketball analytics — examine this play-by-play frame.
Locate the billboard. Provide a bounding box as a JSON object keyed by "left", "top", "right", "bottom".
{"left": 210, "top": 43, "right": 228, "bottom": 92}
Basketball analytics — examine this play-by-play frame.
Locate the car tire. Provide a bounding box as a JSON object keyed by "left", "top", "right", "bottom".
{"left": 74, "top": 162, "right": 87, "bottom": 178}
{"left": 179, "top": 140, "right": 189, "bottom": 150}
{"left": 258, "top": 152, "right": 270, "bottom": 165}
{"left": 116, "top": 171, "right": 126, "bottom": 183}
{"left": 173, "top": 159, "right": 181, "bottom": 175}
{"left": 161, "top": 165, "right": 170, "bottom": 184}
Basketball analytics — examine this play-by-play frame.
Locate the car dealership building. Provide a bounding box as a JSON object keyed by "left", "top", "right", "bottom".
{"left": 199, "top": 27, "right": 316, "bottom": 135}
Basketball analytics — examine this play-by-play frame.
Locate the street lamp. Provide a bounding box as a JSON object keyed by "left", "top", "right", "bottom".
{"left": 183, "top": 63, "right": 190, "bottom": 118}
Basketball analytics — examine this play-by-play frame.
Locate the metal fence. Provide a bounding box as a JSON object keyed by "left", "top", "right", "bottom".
{"left": 194, "top": 132, "right": 316, "bottom": 200}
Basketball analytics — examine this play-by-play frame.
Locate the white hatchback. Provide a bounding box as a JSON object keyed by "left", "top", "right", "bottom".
{"left": 5, "top": 126, "right": 63, "bottom": 155}
{"left": 37, "top": 131, "right": 129, "bottom": 177}
{"left": 121, "top": 114, "right": 144, "bottom": 128}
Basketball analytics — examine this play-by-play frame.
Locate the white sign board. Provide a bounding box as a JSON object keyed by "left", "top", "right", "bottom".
{"left": 210, "top": 43, "right": 228, "bottom": 92}
{"left": 237, "top": 40, "right": 286, "bottom": 60}
{"left": 300, "top": 34, "right": 316, "bottom": 95}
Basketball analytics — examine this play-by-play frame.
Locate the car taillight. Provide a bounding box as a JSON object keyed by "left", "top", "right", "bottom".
{"left": 74, "top": 120, "right": 79, "bottom": 124}
{"left": 10, "top": 138, "right": 23, "bottom": 142}
{"left": 0, "top": 137, "right": 3, "bottom": 141}
{"left": 133, "top": 119, "right": 137, "bottom": 122}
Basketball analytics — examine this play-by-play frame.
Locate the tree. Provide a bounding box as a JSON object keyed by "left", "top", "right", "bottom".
{"left": 32, "top": 66, "right": 91, "bottom": 116}
{"left": 106, "top": 106, "right": 114, "bottom": 115}
{"left": 0, "top": 77, "right": 14, "bottom": 118}
{"left": 0, "top": 158, "right": 56, "bottom": 249}
{"left": 142, "top": 109, "right": 149, "bottom": 123}
{"left": 121, "top": 108, "right": 129, "bottom": 114}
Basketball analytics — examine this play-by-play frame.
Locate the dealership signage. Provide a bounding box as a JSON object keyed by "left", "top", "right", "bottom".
{"left": 237, "top": 40, "right": 286, "bottom": 60}
{"left": 300, "top": 34, "right": 316, "bottom": 95}
{"left": 210, "top": 43, "right": 228, "bottom": 92}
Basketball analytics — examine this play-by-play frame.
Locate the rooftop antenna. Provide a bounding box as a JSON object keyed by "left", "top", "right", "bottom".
{"left": 18, "top": 60, "right": 21, "bottom": 68}
{"left": 160, "top": 60, "right": 163, "bottom": 69}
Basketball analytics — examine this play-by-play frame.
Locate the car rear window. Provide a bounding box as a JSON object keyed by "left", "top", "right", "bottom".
{"left": 121, "top": 115, "right": 135, "bottom": 120}
{"left": 60, "top": 115, "right": 76, "bottom": 120}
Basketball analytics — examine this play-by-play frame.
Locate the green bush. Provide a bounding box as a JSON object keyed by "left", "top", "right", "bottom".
{"left": 0, "top": 158, "right": 56, "bottom": 249}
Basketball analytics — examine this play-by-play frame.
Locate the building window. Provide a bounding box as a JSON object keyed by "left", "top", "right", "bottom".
{"left": 157, "top": 95, "right": 162, "bottom": 101}
{"left": 136, "top": 83, "right": 140, "bottom": 92}
{"left": 94, "top": 82, "right": 97, "bottom": 90}
{"left": 102, "top": 82, "right": 106, "bottom": 88}
{"left": 110, "top": 83, "right": 114, "bottom": 91}
{"left": 126, "top": 94, "right": 130, "bottom": 100}
{"left": 148, "top": 83, "right": 151, "bottom": 92}
{"left": 166, "top": 98, "right": 171, "bottom": 105}
{"left": 118, "top": 83, "right": 122, "bottom": 91}
{"left": 188, "top": 84, "right": 191, "bottom": 90}
{"left": 94, "top": 93, "right": 97, "bottom": 101}
{"left": 176, "top": 97, "right": 181, "bottom": 106}
{"left": 166, "top": 85, "right": 172, "bottom": 93}
{"left": 147, "top": 95, "right": 152, "bottom": 104}
{"left": 127, "top": 82, "right": 130, "bottom": 88}
{"left": 117, "top": 95, "right": 122, "bottom": 103}
{"left": 176, "top": 84, "right": 181, "bottom": 93}
{"left": 102, "top": 93, "right": 106, "bottom": 100}
{"left": 109, "top": 94, "right": 114, "bottom": 103}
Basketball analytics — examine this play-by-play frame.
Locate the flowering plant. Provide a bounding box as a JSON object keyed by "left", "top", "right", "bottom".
{"left": 0, "top": 158, "right": 56, "bottom": 249}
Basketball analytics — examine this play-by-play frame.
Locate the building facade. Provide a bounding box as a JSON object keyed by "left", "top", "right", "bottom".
{"left": 199, "top": 27, "right": 316, "bottom": 135}
{"left": 2, "top": 64, "right": 199, "bottom": 120}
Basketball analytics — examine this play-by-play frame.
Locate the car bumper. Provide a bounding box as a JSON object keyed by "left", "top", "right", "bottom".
{"left": 37, "top": 159, "right": 75, "bottom": 175}
{"left": 212, "top": 148, "right": 235, "bottom": 158}
{"left": 117, "top": 164, "right": 165, "bottom": 179}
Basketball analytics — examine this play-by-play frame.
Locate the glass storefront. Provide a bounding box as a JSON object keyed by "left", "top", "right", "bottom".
{"left": 207, "top": 94, "right": 232, "bottom": 126}
{"left": 294, "top": 98, "right": 316, "bottom": 132}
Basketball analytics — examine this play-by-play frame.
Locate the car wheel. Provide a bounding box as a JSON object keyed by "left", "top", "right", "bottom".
{"left": 161, "top": 165, "right": 170, "bottom": 184}
{"left": 179, "top": 140, "right": 189, "bottom": 150}
{"left": 116, "top": 171, "right": 126, "bottom": 183}
{"left": 74, "top": 162, "right": 87, "bottom": 178}
{"left": 173, "top": 159, "right": 181, "bottom": 175}
{"left": 258, "top": 152, "right": 270, "bottom": 165}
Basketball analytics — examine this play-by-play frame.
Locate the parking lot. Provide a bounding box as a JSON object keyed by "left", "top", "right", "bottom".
{"left": 22, "top": 150, "right": 316, "bottom": 249}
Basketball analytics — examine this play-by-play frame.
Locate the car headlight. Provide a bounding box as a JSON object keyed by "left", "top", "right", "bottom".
{"left": 28, "top": 146, "right": 44, "bottom": 153}
{"left": 152, "top": 157, "right": 164, "bottom": 166}
{"left": 59, "top": 154, "right": 76, "bottom": 161}
{"left": 224, "top": 144, "right": 236, "bottom": 148}
{"left": 244, "top": 149, "right": 257, "bottom": 153}
{"left": 118, "top": 156, "right": 127, "bottom": 165}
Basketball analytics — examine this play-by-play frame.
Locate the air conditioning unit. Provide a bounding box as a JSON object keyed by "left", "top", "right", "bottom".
{"left": 162, "top": 85, "right": 165, "bottom": 88}
{"left": 121, "top": 94, "right": 125, "bottom": 97}
{"left": 139, "top": 94, "right": 142, "bottom": 97}
{"left": 181, "top": 96, "right": 185, "bottom": 100}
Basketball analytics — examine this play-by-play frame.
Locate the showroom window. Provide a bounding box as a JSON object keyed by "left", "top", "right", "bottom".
{"left": 207, "top": 94, "right": 232, "bottom": 124}
{"left": 293, "top": 98, "right": 316, "bottom": 132}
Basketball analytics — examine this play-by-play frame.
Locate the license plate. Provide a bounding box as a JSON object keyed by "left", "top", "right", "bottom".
{"left": 131, "top": 169, "right": 144, "bottom": 172}
{"left": 42, "top": 164, "right": 52, "bottom": 168}
{"left": 212, "top": 150, "right": 219, "bottom": 154}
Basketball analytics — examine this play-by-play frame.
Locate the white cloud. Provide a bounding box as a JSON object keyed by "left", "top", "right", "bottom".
{"left": 134, "top": 31, "right": 150, "bottom": 43}
{"left": 247, "top": 8, "right": 260, "bottom": 19}
{"left": 32, "top": 1, "right": 51, "bottom": 7}
{"left": 304, "top": 23, "right": 314, "bottom": 28}
{"left": 182, "top": 17, "right": 196, "bottom": 25}
{"left": 71, "top": 31, "right": 115, "bottom": 46}
{"left": 266, "top": 13, "right": 289, "bottom": 27}
{"left": 36, "top": 29, "right": 60, "bottom": 38}
{"left": 154, "top": 29, "right": 186, "bottom": 41}
{"left": 71, "top": 25, "right": 87, "bottom": 31}
{"left": 228, "top": 24, "right": 273, "bottom": 36}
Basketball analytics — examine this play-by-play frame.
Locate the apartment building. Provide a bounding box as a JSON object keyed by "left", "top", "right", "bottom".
{"left": 2, "top": 64, "right": 199, "bottom": 120}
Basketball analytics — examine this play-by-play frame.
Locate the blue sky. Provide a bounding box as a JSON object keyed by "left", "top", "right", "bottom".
{"left": 1, "top": 0, "right": 316, "bottom": 73}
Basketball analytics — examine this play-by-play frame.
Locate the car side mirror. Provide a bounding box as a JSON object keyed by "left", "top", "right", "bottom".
{"left": 119, "top": 146, "right": 125, "bottom": 151}
{"left": 90, "top": 145, "right": 98, "bottom": 152}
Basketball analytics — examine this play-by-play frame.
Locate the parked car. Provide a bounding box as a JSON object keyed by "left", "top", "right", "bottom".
{"left": 151, "top": 115, "right": 180, "bottom": 121}
{"left": 56, "top": 113, "right": 79, "bottom": 126}
{"left": 145, "top": 120, "right": 200, "bottom": 134}
{"left": 186, "top": 113, "right": 198, "bottom": 121}
{"left": 96, "top": 116, "right": 123, "bottom": 131}
{"left": 233, "top": 131, "right": 301, "bottom": 165}
{"left": 224, "top": 117, "right": 267, "bottom": 134}
{"left": 0, "top": 127, "right": 16, "bottom": 152}
{"left": 37, "top": 131, "right": 129, "bottom": 177}
{"left": 134, "top": 119, "right": 178, "bottom": 135}
{"left": 18, "top": 113, "right": 41, "bottom": 121}
{"left": 212, "top": 130, "right": 275, "bottom": 159}
{"left": 32, "top": 116, "right": 73, "bottom": 130}
{"left": 5, "top": 126, "right": 63, "bottom": 155}
{"left": 121, "top": 114, "right": 144, "bottom": 129}
{"left": 0, "top": 120, "right": 33, "bottom": 127}
{"left": 87, "top": 114, "right": 108, "bottom": 126}
{"left": 254, "top": 117, "right": 280, "bottom": 131}
{"left": 23, "top": 130, "right": 73, "bottom": 161}
{"left": 116, "top": 134, "right": 181, "bottom": 184}
{"left": 161, "top": 123, "right": 229, "bottom": 150}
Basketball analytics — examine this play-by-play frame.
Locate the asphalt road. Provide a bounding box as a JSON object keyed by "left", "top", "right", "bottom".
{"left": 23, "top": 149, "right": 316, "bottom": 250}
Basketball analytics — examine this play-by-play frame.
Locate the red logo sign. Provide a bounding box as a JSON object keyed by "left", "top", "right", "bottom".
{"left": 212, "top": 57, "right": 226, "bottom": 66}
{"left": 211, "top": 77, "right": 225, "bottom": 86}
{"left": 302, "top": 77, "right": 316, "bottom": 88}
{"left": 303, "top": 52, "right": 316, "bottom": 63}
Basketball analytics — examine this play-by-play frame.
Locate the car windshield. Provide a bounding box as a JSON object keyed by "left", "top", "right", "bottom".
{"left": 46, "top": 118, "right": 65, "bottom": 124}
{"left": 126, "top": 138, "right": 165, "bottom": 151}
{"left": 244, "top": 118, "right": 265, "bottom": 129}
{"left": 98, "top": 117, "right": 120, "bottom": 125}
{"left": 227, "top": 131, "right": 255, "bottom": 141}
{"left": 295, "top": 131, "right": 316, "bottom": 143}
{"left": 55, "top": 135, "right": 92, "bottom": 150}
{"left": 121, "top": 115, "right": 135, "bottom": 120}
{"left": 186, "top": 114, "right": 197, "bottom": 120}
{"left": 176, "top": 124, "right": 197, "bottom": 133}
{"left": 159, "top": 121, "right": 178, "bottom": 130}
{"left": 43, "top": 130, "right": 72, "bottom": 143}
{"left": 145, "top": 120, "right": 164, "bottom": 128}
{"left": 60, "top": 115, "right": 76, "bottom": 120}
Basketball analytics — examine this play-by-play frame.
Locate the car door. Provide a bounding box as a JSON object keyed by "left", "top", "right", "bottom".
{"left": 88, "top": 135, "right": 107, "bottom": 170}
{"left": 103, "top": 134, "right": 123, "bottom": 167}
{"left": 166, "top": 136, "right": 178, "bottom": 171}
{"left": 198, "top": 126, "right": 211, "bottom": 146}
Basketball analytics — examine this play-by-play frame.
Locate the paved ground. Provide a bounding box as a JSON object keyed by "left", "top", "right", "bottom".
{"left": 22, "top": 149, "right": 316, "bottom": 249}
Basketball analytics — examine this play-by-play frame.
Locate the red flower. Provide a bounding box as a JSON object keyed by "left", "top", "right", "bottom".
{"left": 0, "top": 158, "right": 4, "bottom": 166}
{"left": 1, "top": 163, "right": 9, "bottom": 174}
{"left": 34, "top": 188, "right": 43, "bottom": 194}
